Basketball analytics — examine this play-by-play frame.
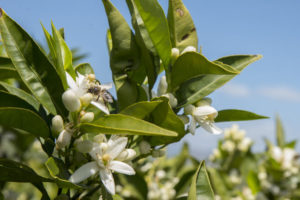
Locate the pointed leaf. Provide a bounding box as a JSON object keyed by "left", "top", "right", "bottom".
{"left": 276, "top": 115, "right": 285, "bottom": 148}
{"left": 74, "top": 63, "right": 94, "bottom": 75}
{"left": 215, "top": 109, "right": 268, "bottom": 122}
{"left": 0, "top": 9, "right": 67, "bottom": 115}
{"left": 0, "top": 90, "right": 36, "bottom": 111}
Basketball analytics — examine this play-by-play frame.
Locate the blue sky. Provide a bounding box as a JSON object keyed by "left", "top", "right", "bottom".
{"left": 2, "top": 0, "right": 300, "bottom": 158}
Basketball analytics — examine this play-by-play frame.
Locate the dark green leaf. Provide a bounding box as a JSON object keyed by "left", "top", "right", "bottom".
{"left": 0, "top": 90, "right": 36, "bottom": 111}
{"left": 0, "top": 9, "right": 67, "bottom": 116}
{"left": 74, "top": 63, "right": 94, "bottom": 75}
{"left": 167, "top": 0, "right": 198, "bottom": 51}
{"left": 215, "top": 109, "right": 268, "bottom": 122}
{"left": 171, "top": 52, "right": 238, "bottom": 90}
{"left": 0, "top": 107, "right": 49, "bottom": 138}
{"left": 0, "top": 57, "right": 20, "bottom": 79}
{"left": 120, "top": 100, "right": 163, "bottom": 119}
{"left": 80, "top": 114, "right": 178, "bottom": 137}
{"left": 176, "top": 55, "right": 262, "bottom": 107}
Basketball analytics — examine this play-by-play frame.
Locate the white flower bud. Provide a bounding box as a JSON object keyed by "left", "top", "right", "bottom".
{"left": 116, "top": 150, "right": 128, "bottom": 161}
{"left": 162, "top": 93, "right": 178, "bottom": 108}
{"left": 184, "top": 104, "right": 195, "bottom": 115}
{"left": 124, "top": 149, "right": 136, "bottom": 161}
{"left": 80, "top": 93, "right": 93, "bottom": 106}
{"left": 195, "top": 97, "right": 212, "bottom": 107}
{"left": 157, "top": 76, "right": 168, "bottom": 96}
{"left": 181, "top": 46, "right": 196, "bottom": 54}
{"left": 51, "top": 115, "right": 64, "bottom": 135}
{"left": 94, "top": 134, "right": 107, "bottom": 143}
{"left": 178, "top": 115, "right": 189, "bottom": 124}
{"left": 56, "top": 129, "right": 72, "bottom": 149}
{"left": 237, "top": 137, "right": 252, "bottom": 152}
{"left": 62, "top": 90, "right": 81, "bottom": 112}
{"left": 171, "top": 48, "right": 180, "bottom": 64}
{"left": 80, "top": 112, "right": 94, "bottom": 123}
{"left": 156, "top": 170, "right": 166, "bottom": 179}
{"left": 139, "top": 140, "right": 151, "bottom": 154}
{"left": 222, "top": 140, "right": 235, "bottom": 153}
{"left": 75, "top": 139, "right": 93, "bottom": 153}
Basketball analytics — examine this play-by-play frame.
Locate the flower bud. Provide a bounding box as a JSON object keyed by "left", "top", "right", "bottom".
{"left": 195, "top": 97, "right": 212, "bottom": 107}
{"left": 124, "top": 149, "right": 136, "bottom": 161}
{"left": 80, "top": 112, "right": 94, "bottom": 123}
{"left": 171, "top": 48, "right": 180, "bottom": 64}
{"left": 75, "top": 139, "right": 93, "bottom": 153}
{"left": 184, "top": 104, "right": 195, "bottom": 115}
{"left": 178, "top": 115, "right": 189, "bottom": 124}
{"left": 181, "top": 46, "right": 196, "bottom": 54}
{"left": 80, "top": 93, "right": 93, "bottom": 107}
{"left": 94, "top": 134, "right": 107, "bottom": 143}
{"left": 51, "top": 115, "right": 64, "bottom": 135}
{"left": 56, "top": 129, "right": 72, "bottom": 149}
{"left": 152, "top": 149, "right": 165, "bottom": 158}
{"left": 62, "top": 90, "right": 81, "bottom": 112}
{"left": 87, "top": 74, "right": 96, "bottom": 82}
{"left": 139, "top": 140, "right": 151, "bottom": 154}
{"left": 162, "top": 93, "right": 178, "bottom": 108}
{"left": 157, "top": 76, "right": 168, "bottom": 96}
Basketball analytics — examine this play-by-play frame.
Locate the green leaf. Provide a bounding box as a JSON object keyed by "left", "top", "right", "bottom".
{"left": 176, "top": 55, "right": 262, "bottom": 107}
{"left": 0, "top": 81, "right": 40, "bottom": 110}
{"left": 0, "top": 90, "right": 36, "bottom": 111}
{"left": 0, "top": 56, "right": 14, "bottom": 68}
{"left": 208, "top": 168, "right": 230, "bottom": 200}
{"left": 167, "top": 0, "right": 198, "bottom": 51}
{"left": 120, "top": 100, "right": 163, "bottom": 119}
{"left": 45, "top": 157, "right": 82, "bottom": 189}
{"left": 215, "top": 109, "right": 268, "bottom": 122}
{"left": 188, "top": 161, "right": 215, "bottom": 200}
{"left": 74, "top": 63, "right": 94, "bottom": 75}
{"left": 0, "top": 9, "right": 67, "bottom": 116}
{"left": 0, "top": 107, "right": 49, "bottom": 138}
{"left": 0, "top": 56, "right": 20, "bottom": 79}
{"left": 0, "top": 158, "right": 51, "bottom": 182}
{"left": 275, "top": 115, "right": 285, "bottom": 148}
{"left": 131, "top": 0, "right": 172, "bottom": 67}
{"left": 80, "top": 114, "right": 177, "bottom": 137}
{"left": 171, "top": 52, "right": 238, "bottom": 90}
{"left": 247, "top": 171, "right": 260, "bottom": 194}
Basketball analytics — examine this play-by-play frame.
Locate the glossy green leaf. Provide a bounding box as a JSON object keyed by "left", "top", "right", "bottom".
{"left": 0, "top": 90, "right": 36, "bottom": 111}
{"left": 0, "top": 9, "right": 67, "bottom": 115}
{"left": 120, "top": 100, "right": 163, "bottom": 119}
{"left": 0, "top": 158, "right": 51, "bottom": 182}
{"left": 0, "top": 81, "right": 40, "bottom": 110}
{"left": 171, "top": 52, "right": 238, "bottom": 90}
{"left": 74, "top": 63, "right": 94, "bottom": 75}
{"left": 188, "top": 161, "right": 215, "bottom": 200}
{"left": 176, "top": 55, "right": 262, "bottom": 107}
{"left": 131, "top": 0, "right": 172, "bottom": 67}
{"left": 0, "top": 56, "right": 20, "bottom": 79}
{"left": 276, "top": 115, "right": 285, "bottom": 148}
{"left": 0, "top": 107, "right": 49, "bottom": 138}
{"left": 215, "top": 109, "right": 268, "bottom": 122}
{"left": 0, "top": 56, "right": 13, "bottom": 68}
{"left": 167, "top": 0, "right": 198, "bottom": 51}
{"left": 80, "top": 114, "right": 177, "bottom": 137}
{"left": 45, "top": 157, "right": 82, "bottom": 189}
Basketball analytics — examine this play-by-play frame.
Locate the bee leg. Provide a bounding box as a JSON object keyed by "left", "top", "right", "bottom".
{"left": 96, "top": 95, "right": 100, "bottom": 101}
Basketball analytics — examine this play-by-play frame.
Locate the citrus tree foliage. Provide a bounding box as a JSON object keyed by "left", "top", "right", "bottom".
{"left": 0, "top": 0, "right": 266, "bottom": 199}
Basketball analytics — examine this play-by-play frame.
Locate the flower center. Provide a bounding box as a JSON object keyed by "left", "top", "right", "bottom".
{"left": 102, "top": 154, "right": 111, "bottom": 165}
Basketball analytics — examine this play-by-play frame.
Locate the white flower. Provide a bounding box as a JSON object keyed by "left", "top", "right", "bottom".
{"left": 229, "top": 169, "right": 241, "bottom": 185}
{"left": 69, "top": 135, "right": 136, "bottom": 195}
{"left": 270, "top": 146, "right": 282, "bottom": 162}
{"left": 237, "top": 137, "right": 252, "bottom": 152}
{"left": 66, "top": 72, "right": 112, "bottom": 114}
{"left": 209, "top": 148, "right": 221, "bottom": 161}
{"left": 184, "top": 98, "right": 222, "bottom": 135}
{"left": 222, "top": 140, "right": 235, "bottom": 152}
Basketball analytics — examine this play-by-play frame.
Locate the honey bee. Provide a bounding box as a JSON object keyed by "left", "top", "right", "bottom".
{"left": 87, "top": 85, "right": 113, "bottom": 103}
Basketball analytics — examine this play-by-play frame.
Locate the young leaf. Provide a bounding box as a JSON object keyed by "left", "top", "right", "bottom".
{"left": 188, "top": 161, "right": 215, "bottom": 200}
{"left": 74, "top": 63, "right": 94, "bottom": 75}
{"left": 80, "top": 114, "right": 178, "bottom": 137}
{"left": 176, "top": 55, "right": 262, "bottom": 107}
{"left": 0, "top": 158, "right": 51, "bottom": 183}
{"left": 0, "top": 81, "right": 40, "bottom": 110}
{"left": 0, "top": 9, "right": 67, "bottom": 116}
{"left": 167, "top": 0, "right": 198, "bottom": 51}
{"left": 214, "top": 109, "right": 268, "bottom": 122}
{"left": 171, "top": 52, "right": 238, "bottom": 90}
{"left": 131, "top": 0, "right": 172, "bottom": 67}
{"left": 275, "top": 115, "right": 285, "bottom": 148}
{"left": 0, "top": 107, "right": 50, "bottom": 138}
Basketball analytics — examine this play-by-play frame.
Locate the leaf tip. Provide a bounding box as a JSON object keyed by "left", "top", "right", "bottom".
{"left": 0, "top": 8, "right": 3, "bottom": 17}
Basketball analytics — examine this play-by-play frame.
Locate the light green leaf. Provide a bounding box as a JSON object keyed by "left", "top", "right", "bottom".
{"left": 188, "top": 161, "right": 215, "bottom": 200}
{"left": 0, "top": 81, "right": 40, "bottom": 110}
{"left": 171, "top": 52, "right": 238, "bottom": 90}
{"left": 74, "top": 63, "right": 94, "bottom": 75}
{"left": 45, "top": 157, "right": 82, "bottom": 189}
{"left": 275, "top": 115, "right": 285, "bottom": 148}
{"left": 80, "top": 114, "right": 177, "bottom": 137}
{"left": 176, "top": 55, "right": 262, "bottom": 107}
{"left": 120, "top": 100, "right": 163, "bottom": 119}
{"left": 167, "top": 0, "right": 198, "bottom": 51}
{"left": 0, "top": 9, "right": 67, "bottom": 115}
{"left": 0, "top": 107, "right": 49, "bottom": 138}
{"left": 131, "top": 0, "right": 172, "bottom": 67}
{"left": 215, "top": 109, "right": 268, "bottom": 122}
{"left": 247, "top": 171, "right": 260, "bottom": 194}
{"left": 0, "top": 158, "right": 52, "bottom": 183}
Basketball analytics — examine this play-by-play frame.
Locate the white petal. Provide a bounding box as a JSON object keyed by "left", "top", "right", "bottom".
{"left": 56, "top": 130, "right": 72, "bottom": 149}
{"left": 76, "top": 72, "right": 86, "bottom": 85}
{"left": 69, "top": 161, "right": 99, "bottom": 183}
{"left": 89, "top": 145, "right": 102, "bottom": 160}
{"left": 200, "top": 122, "right": 222, "bottom": 135}
{"left": 189, "top": 117, "right": 196, "bottom": 135}
{"left": 101, "top": 83, "right": 113, "bottom": 90}
{"left": 106, "top": 137, "right": 128, "bottom": 160}
{"left": 66, "top": 72, "right": 77, "bottom": 89}
{"left": 99, "top": 168, "right": 115, "bottom": 195}
{"left": 193, "top": 105, "right": 217, "bottom": 117}
{"left": 91, "top": 101, "right": 110, "bottom": 114}
{"left": 109, "top": 161, "right": 135, "bottom": 175}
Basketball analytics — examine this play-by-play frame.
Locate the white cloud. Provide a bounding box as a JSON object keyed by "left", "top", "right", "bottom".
{"left": 258, "top": 86, "right": 300, "bottom": 103}
{"left": 219, "top": 83, "right": 250, "bottom": 97}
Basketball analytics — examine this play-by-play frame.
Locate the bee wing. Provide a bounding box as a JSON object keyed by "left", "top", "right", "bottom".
{"left": 100, "top": 83, "right": 113, "bottom": 90}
